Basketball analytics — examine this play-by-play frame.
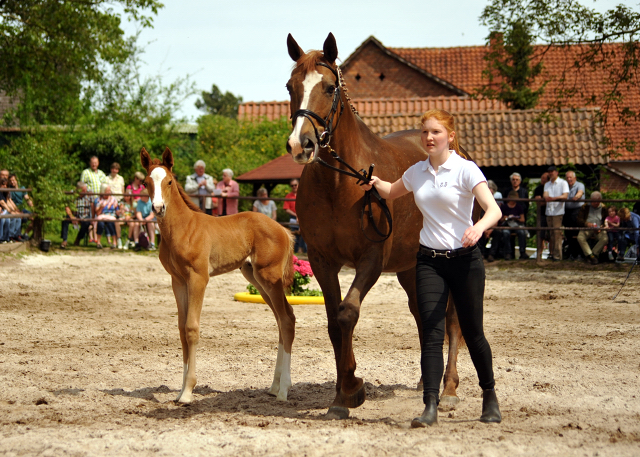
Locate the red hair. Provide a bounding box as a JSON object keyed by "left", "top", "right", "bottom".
{"left": 420, "top": 109, "right": 460, "bottom": 153}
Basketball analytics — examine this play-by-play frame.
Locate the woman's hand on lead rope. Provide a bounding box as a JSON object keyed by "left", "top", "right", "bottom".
{"left": 362, "top": 176, "right": 410, "bottom": 201}
{"left": 462, "top": 225, "right": 483, "bottom": 247}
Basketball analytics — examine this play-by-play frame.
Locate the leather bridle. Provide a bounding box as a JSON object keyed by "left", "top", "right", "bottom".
{"left": 289, "top": 62, "right": 393, "bottom": 242}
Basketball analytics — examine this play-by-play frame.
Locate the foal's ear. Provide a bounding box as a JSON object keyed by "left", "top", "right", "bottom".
{"left": 323, "top": 33, "right": 338, "bottom": 64}
{"left": 161, "top": 147, "right": 174, "bottom": 171}
{"left": 287, "top": 33, "right": 304, "bottom": 62}
{"left": 140, "top": 148, "right": 151, "bottom": 171}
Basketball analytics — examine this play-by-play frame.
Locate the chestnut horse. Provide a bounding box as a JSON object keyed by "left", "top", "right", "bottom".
{"left": 286, "top": 33, "right": 472, "bottom": 419}
{"left": 140, "top": 147, "right": 296, "bottom": 402}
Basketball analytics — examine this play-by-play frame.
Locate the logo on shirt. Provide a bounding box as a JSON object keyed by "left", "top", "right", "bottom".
{"left": 439, "top": 182, "right": 448, "bottom": 188}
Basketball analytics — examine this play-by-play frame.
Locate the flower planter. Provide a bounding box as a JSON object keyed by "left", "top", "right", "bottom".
{"left": 233, "top": 292, "right": 326, "bottom": 305}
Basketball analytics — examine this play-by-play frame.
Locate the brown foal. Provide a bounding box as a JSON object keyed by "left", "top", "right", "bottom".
{"left": 140, "top": 147, "right": 296, "bottom": 402}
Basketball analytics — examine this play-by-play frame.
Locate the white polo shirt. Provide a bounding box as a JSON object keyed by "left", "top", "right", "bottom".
{"left": 544, "top": 178, "right": 570, "bottom": 216}
{"left": 402, "top": 151, "right": 486, "bottom": 250}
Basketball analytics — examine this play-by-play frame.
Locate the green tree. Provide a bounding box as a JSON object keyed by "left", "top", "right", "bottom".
{"left": 195, "top": 85, "right": 243, "bottom": 118}
{"left": 478, "top": 20, "right": 545, "bottom": 109}
{"left": 0, "top": 0, "right": 163, "bottom": 126}
{"left": 479, "top": 0, "right": 640, "bottom": 153}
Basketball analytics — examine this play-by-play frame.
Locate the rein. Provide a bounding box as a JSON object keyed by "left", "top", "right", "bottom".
{"left": 291, "top": 62, "right": 393, "bottom": 242}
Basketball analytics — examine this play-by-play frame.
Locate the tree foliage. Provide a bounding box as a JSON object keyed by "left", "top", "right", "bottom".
{"left": 0, "top": 0, "right": 163, "bottom": 125}
{"left": 479, "top": 1, "right": 640, "bottom": 152}
{"left": 195, "top": 85, "right": 243, "bottom": 118}
{"left": 478, "top": 20, "right": 545, "bottom": 109}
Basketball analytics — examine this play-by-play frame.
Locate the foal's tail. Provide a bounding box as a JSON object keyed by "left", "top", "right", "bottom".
{"left": 282, "top": 229, "right": 295, "bottom": 289}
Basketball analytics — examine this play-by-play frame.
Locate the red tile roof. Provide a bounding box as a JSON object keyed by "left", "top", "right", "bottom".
{"left": 236, "top": 153, "right": 304, "bottom": 183}
{"left": 391, "top": 42, "right": 638, "bottom": 161}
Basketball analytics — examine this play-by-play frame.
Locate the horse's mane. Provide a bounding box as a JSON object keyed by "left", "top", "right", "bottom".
{"left": 176, "top": 180, "right": 204, "bottom": 213}
{"left": 294, "top": 50, "right": 331, "bottom": 74}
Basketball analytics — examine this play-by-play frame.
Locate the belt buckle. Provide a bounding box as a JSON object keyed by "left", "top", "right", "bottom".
{"left": 445, "top": 250, "right": 451, "bottom": 259}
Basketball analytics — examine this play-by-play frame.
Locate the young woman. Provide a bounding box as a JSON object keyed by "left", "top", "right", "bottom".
{"left": 362, "top": 109, "right": 503, "bottom": 427}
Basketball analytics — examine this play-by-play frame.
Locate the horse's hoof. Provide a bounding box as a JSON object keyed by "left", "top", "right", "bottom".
{"left": 336, "top": 382, "right": 366, "bottom": 408}
{"left": 325, "top": 406, "right": 350, "bottom": 420}
{"left": 439, "top": 395, "right": 460, "bottom": 410}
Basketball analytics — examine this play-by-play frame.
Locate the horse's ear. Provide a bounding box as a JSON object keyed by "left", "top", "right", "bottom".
{"left": 323, "top": 33, "right": 338, "bottom": 64}
{"left": 162, "top": 147, "right": 174, "bottom": 171}
{"left": 140, "top": 148, "right": 151, "bottom": 171}
{"left": 287, "top": 33, "right": 303, "bottom": 62}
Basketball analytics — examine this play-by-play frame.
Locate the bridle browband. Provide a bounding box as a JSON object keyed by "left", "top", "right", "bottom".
{"left": 290, "top": 61, "right": 393, "bottom": 242}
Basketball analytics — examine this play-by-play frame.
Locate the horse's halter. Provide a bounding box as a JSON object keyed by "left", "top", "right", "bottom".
{"left": 289, "top": 62, "right": 393, "bottom": 243}
{"left": 290, "top": 62, "right": 344, "bottom": 148}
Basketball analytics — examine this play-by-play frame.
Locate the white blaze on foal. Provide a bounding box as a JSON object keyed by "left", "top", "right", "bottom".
{"left": 150, "top": 167, "right": 167, "bottom": 214}
{"left": 288, "top": 70, "right": 323, "bottom": 157}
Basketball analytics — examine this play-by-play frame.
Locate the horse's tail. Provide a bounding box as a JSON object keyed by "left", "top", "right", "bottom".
{"left": 282, "top": 228, "right": 295, "bottom": 289}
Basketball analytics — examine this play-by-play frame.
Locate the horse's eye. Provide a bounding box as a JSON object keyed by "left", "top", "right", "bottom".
{"left": 327, "top": 85, "right": 336, "bottom": 94}
{"left": 168, "top": 180, "right": 172, "bottom": 185}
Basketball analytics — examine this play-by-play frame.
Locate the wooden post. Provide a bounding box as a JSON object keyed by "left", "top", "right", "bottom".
{"left": 536, "top": 202, "right": 543, "bottom": 265}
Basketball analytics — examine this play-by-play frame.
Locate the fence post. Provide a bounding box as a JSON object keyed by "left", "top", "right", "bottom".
{"left": 536, "top": 201, "right": 543, "bottom": 265}
{"left": 31, "top": 216, "right": 44, "bottom": 245}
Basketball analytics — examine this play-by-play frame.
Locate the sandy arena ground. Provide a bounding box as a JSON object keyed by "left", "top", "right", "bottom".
{"left": 0, "top": 250, "right": 639, "bottom": 456}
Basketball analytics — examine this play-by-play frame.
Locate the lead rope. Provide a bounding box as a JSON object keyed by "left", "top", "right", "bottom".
{"left": 612, "top": 257, "right": 638, "bottom": 300}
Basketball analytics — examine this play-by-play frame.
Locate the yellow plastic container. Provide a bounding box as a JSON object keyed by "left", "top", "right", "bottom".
{"left": 233, "top": 292, "right": 326, "bottom": 305}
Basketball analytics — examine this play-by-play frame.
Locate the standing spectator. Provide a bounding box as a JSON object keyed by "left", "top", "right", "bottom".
{"left": 604, "top": 206, "right": 620, "bottom": 260}
{"left": 504, "top": 172, "right": 529, "bottom": 216}
{"left": 81, "top": 156, "right": 107, "bottom": 242}
{"left": 215, "top": 168, "right": 239, "bottom": 216}
{"left": 617, "top": 207, "right": 640, "bottom": 261}
{"left": 543, "top": 166, "right": 569, "bottom": 261}
{"left": 0, "top": 169, "right": 8, "bottom": 181}
{"left": 533, "top": 172, "right": 549, "bottom": 248}
{"left": 0, "top": 177, "right": 22, "bottom": 242}
{"left": 252, "top": 188, "right": 277, "bottom": 220}
{"left": 184, "top": 160, "right": 216, "bottom": 215}
{"left": 106, "top": 162, "right": 125, "bottom": 202}
{"left": 80, "top": 156, "right": 107, "bottom": 196}
{"left": 576, "top": 191, "right": 608, "bottom": 265}
{"left": 563, "top": 171, "right": 586, "bottom": 259}
{"left": 135, "top": 189, "right": 157, "bottom": 250}
{"left": 8, "top": 173, "right": 33, "bottom": 239}
{"left": 61, "top": 182, "right": 92, "bottom": 248}
{"left": 94, "top": 183, "right": 119, "bottom": 249}
{"left": 126, "top": 171, "right": 146, "bottom": 201}
{"left": 284, "top": 179, "right": 306, "bottom": 254}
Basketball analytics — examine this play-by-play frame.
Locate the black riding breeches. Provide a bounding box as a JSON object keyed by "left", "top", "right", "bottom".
{"left": 415, "top": 246, "right": 496, "bottom": 403}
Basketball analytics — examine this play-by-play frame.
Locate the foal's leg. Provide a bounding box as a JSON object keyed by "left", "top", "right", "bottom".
{"left": 171, "top": 277, "right": 190, "bottom": 402}
{"left": 441, "top": 293, "right": 464, "bottom": 406}
{"left": 176, "top": 271, "right": 208, "bottom": 403}
{"left": 396, "top": 268, "right": 423, "bottom": 390}
{"left": 240, "top": 261, "right": 289, "bottom": 400}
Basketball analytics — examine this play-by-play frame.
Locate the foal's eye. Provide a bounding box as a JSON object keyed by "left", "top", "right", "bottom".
{"left": 168, "top": 180, "right": 172, "bottom": 185}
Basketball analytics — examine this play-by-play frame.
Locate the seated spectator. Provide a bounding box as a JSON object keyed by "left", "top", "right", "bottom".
{"left": 252, "top": 188, "right": 277, "bottom": 220}
{"left": 126, "top": 171, "right": 146, "bottom": 201}
{"left": 604, "top": 205, "right": 620, "bottom": 260}
{"left": 9, "top": 173, "right": 33, "bottom": 239}
{"left": 487, "top": 190, "right": 528, "bottom": 261}
{"left": 617, "top": 207, "right": 640, "bottom": 261}
{"left": 94, "top": 183, "right": 119, "bottom": 249}
{"left": 135, "top": 189, "right": 157, "bottom": 250}
{"left": 184, "top": 160, "right": 217, "bottom": 215}
{"left": 61, "top": 182, "right": 93, "bottom": 248}
{"left": 117, "top": 190, "right": 138, "bottom": 249}
{"left": 487, "top": 180, "right": 502, "bottom": 201}
{"left": 577, "top": 191, "right": 608, "bottom": 265}
{"left": 0, "top": 177, "right": 23, "bottom": 242}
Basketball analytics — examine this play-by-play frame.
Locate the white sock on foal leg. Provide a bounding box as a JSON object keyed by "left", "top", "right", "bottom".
{"left": 269, "top": 343, "right": 284, "bottom": 397}
{"left": 177, "top": 363, "right": 189, "bottom": 402}
{"left": 276, "top": 350, "right": 292, "bottom": 402}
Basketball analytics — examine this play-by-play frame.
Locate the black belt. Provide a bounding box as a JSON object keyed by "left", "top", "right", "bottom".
{"left": 419, "top": 244, "right": 477, "bottom": 259}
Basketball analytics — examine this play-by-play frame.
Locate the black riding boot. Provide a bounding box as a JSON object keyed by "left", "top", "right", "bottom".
{"left": 411, "top": 393, "right": 438, "bottom": 427}
{"left": 480, "top": 388, "right": 502, "bottom": 423}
